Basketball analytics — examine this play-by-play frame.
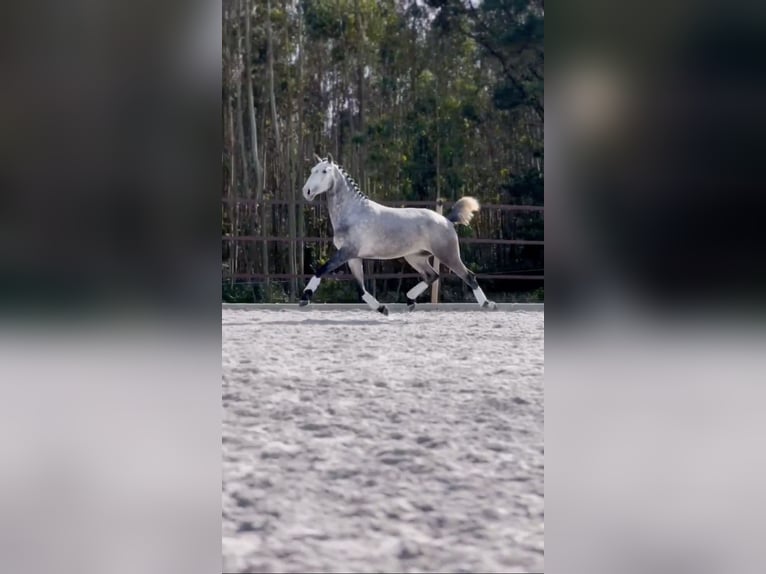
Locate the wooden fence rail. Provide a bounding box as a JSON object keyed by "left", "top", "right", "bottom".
{"left": 221, "top": 197, "right": 545, "bottom": 212}
{"left": 222, "top": 273, "right": 544, "bottom": 281}
{"left": 224, "top": 236, "right": 544, "bottom": 246}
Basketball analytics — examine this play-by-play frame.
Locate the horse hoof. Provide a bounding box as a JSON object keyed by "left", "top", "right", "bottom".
{"left": 487, "top": 301, "right": 497, "bottom": 310}
{"left": 377, "top": 305, "right": 389, "bottom": 316}
{"left": 407, "top": 302, "right": 416, "bottom": 312}
{"left": 299, "top": 299, "right": 310, "bottom": 307}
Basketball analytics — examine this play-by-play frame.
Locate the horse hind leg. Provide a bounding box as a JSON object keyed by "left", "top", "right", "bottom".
{"left": 403, "top": 253, "right": 439, "bottom": 311}
{"left": 436, "top": 248, "right": 497, "bottom": 310}
{"left": 348, "top": 259, "right": 388, "bottom": 316}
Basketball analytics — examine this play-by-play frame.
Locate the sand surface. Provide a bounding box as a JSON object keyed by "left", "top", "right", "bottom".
{"left": 222, "top": 308, "right": 544, "bottom": 573}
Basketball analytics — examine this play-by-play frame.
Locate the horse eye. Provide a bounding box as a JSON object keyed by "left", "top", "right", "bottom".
{"left": 323, "top": 169, "right": 327, "bottom": 173}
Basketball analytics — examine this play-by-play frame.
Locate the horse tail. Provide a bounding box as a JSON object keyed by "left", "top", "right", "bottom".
{"left": 446, "top": 196, "right": 480, "bottom": 226}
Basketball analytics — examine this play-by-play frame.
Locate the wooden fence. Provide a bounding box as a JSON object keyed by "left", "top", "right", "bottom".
{"left": 222, "top": 198, "right": 543, "bottom": 302}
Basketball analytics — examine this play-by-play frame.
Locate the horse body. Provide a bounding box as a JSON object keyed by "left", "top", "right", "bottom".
{"left": 300, "top": 155, "right": 496, "bottom": 313}
{"left": 334, "top": 205, "right": 453, "bottom": 260}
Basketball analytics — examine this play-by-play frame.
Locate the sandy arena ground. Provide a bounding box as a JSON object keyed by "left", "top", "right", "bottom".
{"left": 222, "top": 307, "right": 544, "bottom": 573}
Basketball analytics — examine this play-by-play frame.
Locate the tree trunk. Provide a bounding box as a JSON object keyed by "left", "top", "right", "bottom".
{"left": 233, "top": 0, "right": 255, "bottom": 286}
{"left": 297, "top": 3, "right": 305, "bottom": 283}
{"left": 266, "top": 0, "right": 280, "bottom": 146}
{"left": 244, "top": 0, "right": 263, "bottom": 200}
{"left": 235, "top": 84, "right": 250, "bottom": 286}
{"left": 226, "top": 96, "right": 238, "bottom": 284}
{"left": 354, "top": 0, "right": 365, "bottom": 179}
{"left": 261, "top": 149, "right": 270, "bottom": 301}
{"left": 232, "top": 4, "right": 250, "bottom": 208}
{"left": 261, "top": 0, "right": 280, "bottom": 301}
{"left": 285, "top": 72, "right": 296, "bottom": 301}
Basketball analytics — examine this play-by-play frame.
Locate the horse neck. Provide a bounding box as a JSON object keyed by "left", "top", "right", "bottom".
{"left": 327, "top": 172, "right": 363, "bottom": 227}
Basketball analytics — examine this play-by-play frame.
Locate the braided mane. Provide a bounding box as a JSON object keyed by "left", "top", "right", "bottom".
{"left": 326, "top": 158, "right": 368, "bottom": 201}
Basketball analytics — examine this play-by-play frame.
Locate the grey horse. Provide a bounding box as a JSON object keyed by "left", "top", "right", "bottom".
{"left": 300, "top": 154, "right": 497, "bottom": 314}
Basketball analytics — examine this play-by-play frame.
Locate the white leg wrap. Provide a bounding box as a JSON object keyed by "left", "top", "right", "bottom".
{"left": 406, "top": 281, "right": 429, "bottom": 300}
{"left": 362, "top": 291, "right": 380, "bottom": 310}
{"left": 305, "top": 276, "right": 321, "bottom": 292}
{"left": 473, "top": 287, "right": 488, "bottom": 306}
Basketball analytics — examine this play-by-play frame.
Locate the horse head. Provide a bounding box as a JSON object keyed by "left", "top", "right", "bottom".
{"left": 303, "top": 154, "right": 337, "bottom": 201}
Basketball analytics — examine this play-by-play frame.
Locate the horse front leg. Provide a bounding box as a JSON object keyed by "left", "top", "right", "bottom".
{"left": 299, "top": 275, "right": 321, "bottom": 306}
{"left": 299, "top": 248, "right": 353, "bottom": 307}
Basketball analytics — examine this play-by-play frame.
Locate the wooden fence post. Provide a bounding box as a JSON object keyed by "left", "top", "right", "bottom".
{"left": 431, "top": 198, "right": 444, "bottom": 304}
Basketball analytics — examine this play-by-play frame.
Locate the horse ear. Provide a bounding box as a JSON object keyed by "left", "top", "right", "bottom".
{"left": 313, "top": 153, "right": 322, "bottom": 162}
{"left": 327, "top": 152, "right": 334, "bottom": 164}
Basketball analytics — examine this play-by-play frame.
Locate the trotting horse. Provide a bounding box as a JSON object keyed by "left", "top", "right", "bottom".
{"left": 300, "top": 154, "right": 497, "bottom": 314}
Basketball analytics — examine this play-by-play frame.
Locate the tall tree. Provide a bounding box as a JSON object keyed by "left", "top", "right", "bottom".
{"left": 244, "top": 0, "right": 264, "bottom": 199}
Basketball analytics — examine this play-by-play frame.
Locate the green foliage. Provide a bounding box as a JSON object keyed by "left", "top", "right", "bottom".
{"left": 223, "top": 282, "right": 255, "bottom": 303}
{"left": 223, "top": 281, "right": 292, "bottom": 304}
{"left": 429, "top": 0, "right": 543, "bottom": 117}
{"left": 493, "top": 81, "right": 527, "bottom": 111}
{"left": 502, "top": 170, "right": 544, "bottom": 205}
{"left": 302, "top": 0, "right": 346, "bottom": 40}
{"left": 456, "top": 224, "right": 475, "bottom": 238}
{"left": 312, "top": 280, "right": 359, "bottom": 303}
{"left": 264, "top": 282, "right": 290, "bottom": 303}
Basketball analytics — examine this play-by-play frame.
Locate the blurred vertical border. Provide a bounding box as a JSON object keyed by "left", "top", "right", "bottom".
{"left": 0, "top": 1, "right": 222, "bottom": 573}
{"left": 547, "top": 1, "right": 766, "bottom": 574}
